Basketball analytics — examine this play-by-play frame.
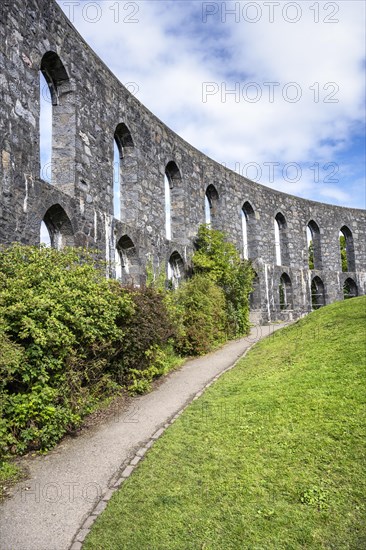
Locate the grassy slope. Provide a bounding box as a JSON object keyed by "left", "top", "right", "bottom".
{"left": 85, "top": 297, "right": 366, "bottom": 550}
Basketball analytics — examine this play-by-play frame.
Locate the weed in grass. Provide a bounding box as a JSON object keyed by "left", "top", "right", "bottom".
{"left": 300, "top": 486, "right": 329, "bottom": 511}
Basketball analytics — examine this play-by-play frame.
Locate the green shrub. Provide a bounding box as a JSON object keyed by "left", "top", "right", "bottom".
{"left": 112, "top": 286, "right": 176, "bottom": 383}
{"left": 0, "top": 326, "right": 25, "bottom": 457}
{"left": 3, "top": 384, "right": 81, "bottom": 454}
{"left": 0, "top": 245, "right": 133, "bottom": 454}
{"left": 173, "top": 274, "right": 227, "bottom": 355}
{"left": 0, "top": 230, "right": 253, "bottom": 460}
{"left": 0, "top": 245, "right": 132, "bottom": 388}
{"left": 192, "top": 225, "right": 254, "bottom": 337}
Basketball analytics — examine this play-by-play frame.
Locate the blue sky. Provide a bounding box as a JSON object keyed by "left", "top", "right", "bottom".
{"left": 54, "top": 0, "right": 366, "bottom": 208}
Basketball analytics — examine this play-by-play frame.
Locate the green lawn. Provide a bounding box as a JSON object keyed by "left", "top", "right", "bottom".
{"left": 84, "top": 297, "right": 366, "bottom": 550}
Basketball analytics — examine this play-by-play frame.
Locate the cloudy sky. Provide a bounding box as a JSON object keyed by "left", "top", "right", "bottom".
{"left": 54, "top": 0, "right": 365, "bottom": 208}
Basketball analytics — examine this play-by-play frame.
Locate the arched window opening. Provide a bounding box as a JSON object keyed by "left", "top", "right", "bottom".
{"left": 278, "top": 273, "right": 292, "bottom": 310}
{"left": 41, "top": 204, "right": 74, "bottom": 249}
{"left": 165, "top": 174, "right": 172, "bottom": 240}
{"left": 165, "top": 161, "right": 182, "bottom": 241}
{"left": 307, "top": 220, "right": 322, "bottom": 270}
{"left": 40, "top": 52, "right": 72, "bottom": 187}
{"left": 39, "top": 72, "right": 52, "bottom": 183}
{"left": 113, "top": 124, "right": 134, "bottom": 220}
{"left": 168, "top": 251, "right": 184, "bottom": 289}
{"left": 339, "top": 226, "right": 356, "bottom": 272}
{"left": 113, "top": 140, "right": 121, "bottom": 220}
{"left": 274, "top": 218, "right": 281, "bottom": 266}
{"left": 40, "top": 221, "right": 51, "bottom": 247}
{"left": 205, "top": 195, "right": 211, "bottom": 225}
{"left": 242, "top": 201, "right": 255, "bottom": 259}
{"left": 274, "top": 213, "right": 288, "bottom": 266}
{"left": 205, "top": 185, "right": 219, "bottom": 226}
{"left": 116, "top": 235, "right": 139, "bottom": 286}
{"left": 343, "top": 277, "right": 358, "bottom": 299}
{"left": 249, "top": 272, "right": 261, "bottom": 310}
{"left": 242, "top": 210, "right": 248, "bottom": 259}
{"left": 311, "top": 276, "right": 325, "bottom": 309}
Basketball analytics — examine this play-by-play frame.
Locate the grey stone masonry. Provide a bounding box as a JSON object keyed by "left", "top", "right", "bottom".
{"left": 1, "top": 0, "right": 365, "bottom": 322}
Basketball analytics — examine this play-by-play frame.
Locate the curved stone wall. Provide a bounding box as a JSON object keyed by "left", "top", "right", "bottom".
{"left": 1, "top": 0, "right": 365, "bottom": 322}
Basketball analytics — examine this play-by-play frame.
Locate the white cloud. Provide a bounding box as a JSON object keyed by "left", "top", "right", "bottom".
{"left": 55, "top": 0, "right": 365, "bottom": 207}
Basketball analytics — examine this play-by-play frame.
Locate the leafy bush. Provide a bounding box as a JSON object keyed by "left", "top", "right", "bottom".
{"left": 0, "top": 245, "right": 133, "bottom": 455}
{"left": 173, "top": 274, "right": 227, "bottom": 355}
{"left": 0, "top": 245, "right": 132, "bottom": 386}
{"left": 192, "top": 225, "right": 254, "bottom": 337}
{"left": 112, "top": 286, "right": 176, "bottom": 382}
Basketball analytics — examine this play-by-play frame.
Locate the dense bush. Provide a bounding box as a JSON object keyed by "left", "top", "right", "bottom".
{"left": 173, "top": 274, "right": 227, "bottom": 355}
{"left": 0, "top": 245, "right": 135, "bottom": 455}
{"left": 111, "top": 286, "right": 178, "bottom": 391}
{"left": 192, "top": 225, "right": 254, "bottom": 337}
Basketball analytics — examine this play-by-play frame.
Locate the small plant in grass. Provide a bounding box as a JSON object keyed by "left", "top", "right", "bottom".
{"left": 300, "top": 486, "right": 329, "bottom": 511}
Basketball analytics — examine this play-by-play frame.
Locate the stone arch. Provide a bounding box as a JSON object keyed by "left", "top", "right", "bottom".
{"left": 114, "top": 123, "right": 134, "bottom": 157}
{"left": 278, "top": 272, "right": 293, "bottom": 310}
{"left": 113, "top": 123, "right": 135, "bottom": 219}
{"left": 40, "top": 51, "right": 69, "bottom": 106}
{"left": 205, "top": 184, "right": 219, "bottom": 225}
{"left": 168, "top": 250, "right": 184, "bottom": 288}
{"left": 41, "top": 204, "right": 74, "bottom": 249}
{"left": 165, "top": 161, "right": 183, "bottom": 241}
{"left": 165, "top": 161, "right": 182, "bottom": 187}
{"left": 274, "top": 212, "right": 289, "bottom": 266}
{"left": 343, "top": 277, "right": 358, "bottom": 299}
{"left": 242, "top": 201, "right": 256, "bottom": 259}
{"left": 307, "top": 219, "right": 322, "bottom": 270}
{"left": 39, "top": 51, "right": 75, "bottom": 190}
{"left": 311, "top": 275, "right": 326, "bottom": 309}
{"left": 115, "top": 234, "right": 140, "bottom": 285}
{"left": 339, "top": 225, "right": 356, "bottom": 272}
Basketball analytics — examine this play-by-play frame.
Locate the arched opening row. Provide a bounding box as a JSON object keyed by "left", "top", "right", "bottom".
{"left": 39, "top": 52, "right": 358, "bottom": 274}
{"left": 38, "top": 207, "right": 360, "bottom": 308}
{"left": 39, "top": 208, "right": 186, "bottom": 289}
